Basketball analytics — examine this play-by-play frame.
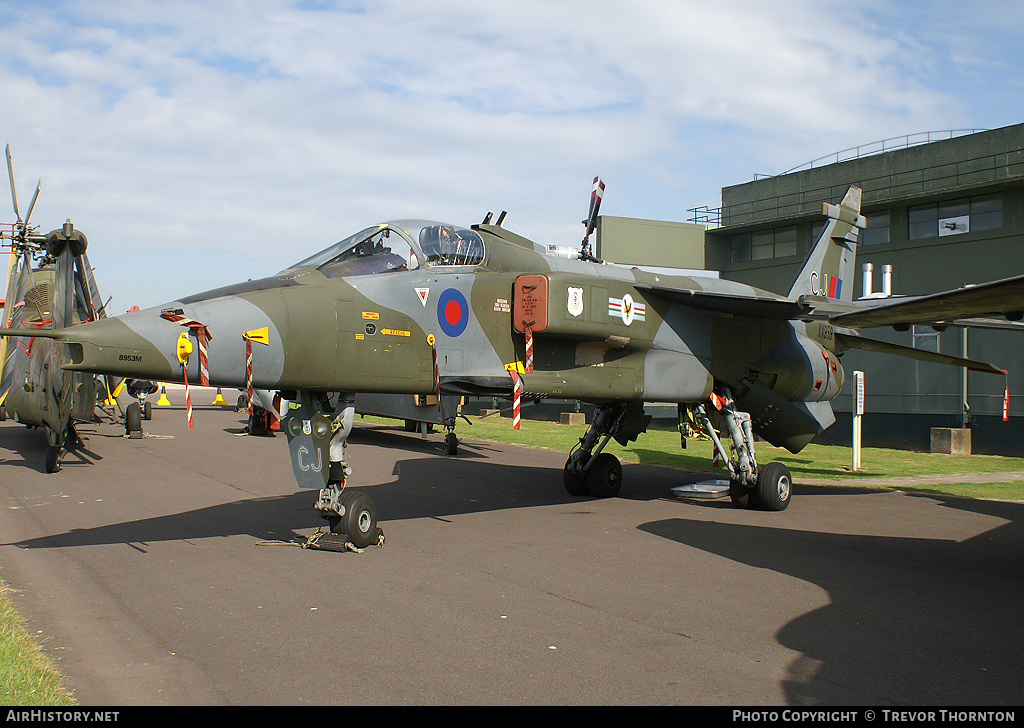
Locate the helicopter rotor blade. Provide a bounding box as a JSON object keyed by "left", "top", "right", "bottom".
{"left": 583, "top": 176, "right": 605, "bottom": 238}
{"left": 578, "top": 176, "right": 605, "bottom": 261}
{"left": 23, "top": 180, "right": 40, "bottom": 229}
{"left": 6, "top": 144, "right": 20, "bottom": 223}
{"left": 74, "top": 249, "right": 102, "bottom": 322}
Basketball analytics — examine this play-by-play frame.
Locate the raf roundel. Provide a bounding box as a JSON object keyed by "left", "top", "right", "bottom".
{"left": 437, "top": 287, "right": 469, "bottom": 337}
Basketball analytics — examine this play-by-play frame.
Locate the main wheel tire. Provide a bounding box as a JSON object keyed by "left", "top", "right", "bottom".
{"left": 45, "top": 445, "right": 62, "bottom": 473}
{"left": 585, "top": 452, "right": 622, "bottom": 498}
{"left": 331, "top": 491, "right": 379, "bottom": 549}
{"left": 757, "top": 462, "right": 792, "bottom": 511}
{"left": 125, "top": 402, "right": 143, "bottom": 437}
{"left": 248, "top": 408, "right": 268, "bottom": 435}
{"left": 563, "top": 457, "right": 589, "bottom": 496}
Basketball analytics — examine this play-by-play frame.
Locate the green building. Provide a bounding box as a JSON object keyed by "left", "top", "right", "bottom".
{"left": 599, "top": 123, "right": 1024, "bottom": 454}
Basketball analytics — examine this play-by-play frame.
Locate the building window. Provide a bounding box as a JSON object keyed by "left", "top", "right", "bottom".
{"left": 730, "top": 233, "right": 751, "bottom": 263}
{"left": 774, "top": 226, "right": 797, "bottom": 257}
{"left": 909, "top": 194, "right": 1003, "bottom": 239}
{"left": 731, "top": 226, "right": 797, "bottom": 263}
{"left": 751, "top": 230, "right": 774, "bottom": 260}
{"left": 909, "top": 203, "right": 939, "bottom": 239}
{"left": 970, "top": 193, "right": 1003, "bottom": 231}
{"left": 862, "top": 211, "right": 890, "bottom": 245}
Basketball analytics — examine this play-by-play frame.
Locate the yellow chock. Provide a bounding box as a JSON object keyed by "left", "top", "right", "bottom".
{"left": 212, "top": 387, "right": 229, "bottom": 406}
{"left": 156, "top": 383, "right": 171, "bottom": 406}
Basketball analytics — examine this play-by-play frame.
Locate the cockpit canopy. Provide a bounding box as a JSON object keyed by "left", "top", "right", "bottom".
{"left": 281, "top": 220, "right": 485, "bottom": 279}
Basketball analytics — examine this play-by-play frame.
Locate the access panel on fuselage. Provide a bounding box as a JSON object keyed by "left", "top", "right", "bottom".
{"left": 513, "top": 274, "right": 549, "bottom": 333}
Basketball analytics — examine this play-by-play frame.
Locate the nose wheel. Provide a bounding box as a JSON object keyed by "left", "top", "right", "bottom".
{"left": 317, "top": 485, "right": 383, "bottom": 549}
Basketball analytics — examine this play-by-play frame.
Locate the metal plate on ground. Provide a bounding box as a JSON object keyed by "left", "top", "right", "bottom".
{"left": 671, "top": 478, "right": 731, "bottom": 499}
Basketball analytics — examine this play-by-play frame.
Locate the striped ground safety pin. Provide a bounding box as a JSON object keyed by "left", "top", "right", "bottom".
{"left": 524, "top": 324, "right": 534, "bottom": 374}
{"left": 244, "top": 338, "right": 254, "bottom": 407}
{"left": 1003, "top": 370, "right": 1010, "bottom": 422}
{"left": 183, "top": 366, "right": 194, "bottom": 429}
{"left": 242, "top": 328, "right": 270, "bottom": 409}
{"left": 161, "top": 310, "right": 213, "bottom": 386}
{"left": 509, "top": 369, "right": 522, "bottom": 431}
{"left": 175, "top": 331, "right": 195, "bottom": 429}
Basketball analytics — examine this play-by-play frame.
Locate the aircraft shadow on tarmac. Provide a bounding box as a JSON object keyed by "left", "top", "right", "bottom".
{"left": 639, "top": 495, "right": 1024, "bottom": 706}
{"left": 4, "top": 420, "right": 905, "bottom": 556}
{"left": 0, "top": 421, "right": 108, "bottom": 473}
{"left": 348, "top": 422, "right": 503, "bottom": 459}
{"left": 5, "top": 444, "right": 681, "bottom": 552}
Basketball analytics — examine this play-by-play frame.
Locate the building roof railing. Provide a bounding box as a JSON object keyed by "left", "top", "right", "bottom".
{"left": 689, "top": 133, "right": 1023, "bottom": 228}
{"left": 761, "top": 129, "right": 989, "bottom": 179}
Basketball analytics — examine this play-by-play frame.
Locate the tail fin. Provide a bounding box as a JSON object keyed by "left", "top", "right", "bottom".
{"left": 788, "top": 187, "right": 865, "bottom": 302}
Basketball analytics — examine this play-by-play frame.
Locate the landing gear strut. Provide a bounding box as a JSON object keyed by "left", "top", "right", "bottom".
{"left": 563, "top": 401, "right": 649, "bottom": 498}
{"left": 284, "top": 391, "right": 383, "bottom": 549}
{"left": 441, "top": 394, "right": 462, "bottom": 456}
{"left": 690, "top": 388, "right": 792, "bottom": 511}
{"left": 44, "top": 422, "right": 80, "bottom": 474}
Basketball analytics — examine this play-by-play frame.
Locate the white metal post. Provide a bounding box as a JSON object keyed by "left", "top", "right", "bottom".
{"left": 853, "top": 370, "right": 865, "bottom": 471}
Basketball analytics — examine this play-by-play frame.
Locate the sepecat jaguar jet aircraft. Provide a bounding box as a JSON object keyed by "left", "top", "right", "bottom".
{"left": 3, "top": 182, "right": 1020, "bottom": 547}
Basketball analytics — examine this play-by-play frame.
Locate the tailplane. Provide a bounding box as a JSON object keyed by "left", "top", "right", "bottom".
{"left": 787, "top": 187, "right": 865, "bottom": 302}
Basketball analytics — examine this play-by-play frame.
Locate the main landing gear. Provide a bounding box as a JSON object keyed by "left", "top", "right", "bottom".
{"left": 44, "top": 422, "right": 79, "bottom": 474}
{"left": 562, "top": 392, "right": 792, "bottom": 511}
{"left": 688, "top": 389, "right": 792, "bottom": 511}
{"left": 563, "top": 401, "right": 650, "bottom": 498}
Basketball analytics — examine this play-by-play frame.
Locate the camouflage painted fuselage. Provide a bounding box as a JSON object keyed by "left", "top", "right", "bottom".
{"left": 55, "top": 220, "right": 843, "bottom": 452}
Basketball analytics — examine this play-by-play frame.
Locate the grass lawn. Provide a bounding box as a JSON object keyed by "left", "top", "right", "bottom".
{"left": 0, "top": 582, "right": 75, "bottom": 706}
{"left": 362, "top": 414, "right": 1024, "bottom": 503}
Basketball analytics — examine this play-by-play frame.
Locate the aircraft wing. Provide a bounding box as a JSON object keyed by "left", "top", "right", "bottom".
{"left": 643, "top": 273, "right": 1024, "bottom": 330}
{"left": 828, "top": 273, "right": 1024, "bottom": 329}
{"left": 636, "top": 284, "right": 813, "bottom": 320}
{"left": 835, "top": 332, "right": 1005, "bottom": 374}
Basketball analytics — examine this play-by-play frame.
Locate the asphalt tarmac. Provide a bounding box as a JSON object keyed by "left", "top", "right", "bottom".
{"left": 1, "top": 388, "right": 1022, "bottom": 706}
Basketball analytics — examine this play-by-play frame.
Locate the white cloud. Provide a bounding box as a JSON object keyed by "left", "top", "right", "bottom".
{"left": 0, "top": 0, "right": 1016, "bottom": 308}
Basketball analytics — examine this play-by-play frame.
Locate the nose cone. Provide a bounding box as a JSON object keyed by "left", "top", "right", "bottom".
{"left": 61, "top": 313, "right": 178, "bottom": 381}
{"left": 62, "top": 294, "right": 285, "bottom": 388}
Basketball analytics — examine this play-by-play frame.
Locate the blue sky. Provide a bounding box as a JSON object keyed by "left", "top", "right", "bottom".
{"left": 1, "top": 0, "right": 1022, "bottom": 309}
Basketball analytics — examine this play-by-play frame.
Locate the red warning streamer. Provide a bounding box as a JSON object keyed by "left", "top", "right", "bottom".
{"left": 182, "top": 360, "right": 194, "bottom": 429}
{"left": 245, "top": 338, "right": 254, "bottom": 409}
{"left": 161, "top": 311, "right": 213, "bottom": 386}
{"left": 524, "top": 324, "right": 534, "bottom": 374}
{"left": 1003, "top": 370, "right": 1010, "bottom": 422}
{"left": 509, "top": 369, "right": 522, "bottom": 431}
